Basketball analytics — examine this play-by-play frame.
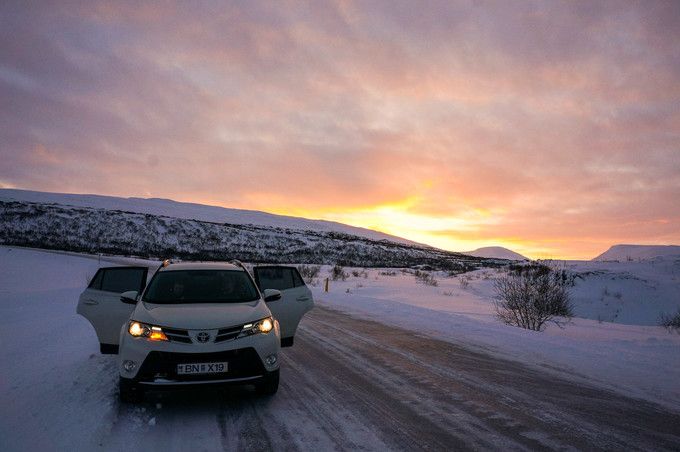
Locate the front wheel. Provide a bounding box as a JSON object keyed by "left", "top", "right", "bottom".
{"left": 119, "top": 377, "right": 145, "bottom": 403}
{"left": 255, "top": 369, "right": 279, "bottom": 396}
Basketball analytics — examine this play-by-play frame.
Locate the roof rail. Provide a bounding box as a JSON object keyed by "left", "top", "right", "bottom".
{"left": 157, "top": 258, "right": 179, "bottom": 271}
{"left": 229, "top": 259, "right": 248, "bottom": 271}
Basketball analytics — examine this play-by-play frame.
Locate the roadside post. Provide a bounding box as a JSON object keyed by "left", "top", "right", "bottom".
{"left": 324, "top": 278, "right": 329, "bottom": 292}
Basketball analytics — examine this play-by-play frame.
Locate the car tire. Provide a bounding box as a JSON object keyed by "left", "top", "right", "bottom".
{"left": 255, "top": 369, "right": 279, "bottom": 396}
{"left": 119, "top": 377, "right": 145, "bottom": 403}
{"left": 100, "top": 343, "right": 119, "bottom": 354}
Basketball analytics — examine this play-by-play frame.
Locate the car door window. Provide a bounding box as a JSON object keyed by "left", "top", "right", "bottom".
{"left": 256, "top": 267, "right": 297, "bottom": 291}
{"left": 291, "top": 270, "right": 304, "bottom": 287}
{"left": 88, "top": 269, "right": 104, "bottom": 289}
{"left": 255, "top": 267, "right": 308, "bottom": 291}
{"left": 99, "top": 267, "right": 147, "bottom": 293}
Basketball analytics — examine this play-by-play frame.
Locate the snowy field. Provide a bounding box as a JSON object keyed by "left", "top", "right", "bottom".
{"left": 309, "top": 260, "right": 680, "bottom": 410}
{"left": 1, "top": 246, "right": 680, "bottom": 451}
{"left": 0, "top": 247, "right": 159, "bottom": 450}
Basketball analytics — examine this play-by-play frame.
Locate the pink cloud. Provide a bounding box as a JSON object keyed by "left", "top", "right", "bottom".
{"left": 1, "top": 0, "right": 679, "bottom": 259}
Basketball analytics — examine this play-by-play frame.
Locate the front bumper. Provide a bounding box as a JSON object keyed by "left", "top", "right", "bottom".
{"left": 118, "top": 323, "right": 280, "bottom": 382}
{"left": 132, "top": 348, "right": 267, "bottom": 385}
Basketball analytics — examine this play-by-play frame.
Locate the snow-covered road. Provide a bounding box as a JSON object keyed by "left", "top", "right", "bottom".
{"left": 2, "top": 247, "right": 680, "bottom": 451}
{"left": 4, "top": 309, "right": 680, "bottom": 451}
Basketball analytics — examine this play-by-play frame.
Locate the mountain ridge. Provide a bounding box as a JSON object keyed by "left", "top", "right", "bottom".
{"left": 0, "top": 188, "right": 419, "bottom": 246}
{"left": 0, "top": 197, "right": 498, "bottom": 270}
{"left": 462, "top": 246, "right": 527, "bottom": 261}
{"left": 593, "top": 244, "right": 680, "bottom": 261}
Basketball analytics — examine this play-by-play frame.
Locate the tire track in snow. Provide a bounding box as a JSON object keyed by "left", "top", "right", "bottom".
{"left": 296, "top": 306, "right": 680, "bottom": 451}
{"left": 92, "top": 306, "right": 680, "bottom": 451}
{"left": 217, "top": 399, "right": 273, "bottom": 452}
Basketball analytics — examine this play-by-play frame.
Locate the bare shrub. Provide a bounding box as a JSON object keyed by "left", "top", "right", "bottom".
{"left": 659, "top": 309, "right": 680, "bottom": 333}
{"left": 459, "top": 276, "right": 471, "bottom": 289}
{"left": 507, "top": 262, "right": 577, "bottom": 287}
{"left": 445, "top": 262, "right": 475, "bottom": 276}
{"left": 414, "top": 270, "right": 438, "bottom": 286}
{"left": 297, "top": 264, "right": 321, "bottom": 282}
{"left": 493, "top": 265, "right": 573, "bottom": 331}
{"left": 351, "top": 269, "right": 369, "bottom": 278}
{"left": 331, "top": 264, "right": 348, "bottom": 281}
{"left": 380, "top": 270, "right": 397, "bottom": 276}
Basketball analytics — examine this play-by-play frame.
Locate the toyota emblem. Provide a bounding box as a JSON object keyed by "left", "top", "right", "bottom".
{"left": 196, "top": 332, "right": 210, "bottom": 343}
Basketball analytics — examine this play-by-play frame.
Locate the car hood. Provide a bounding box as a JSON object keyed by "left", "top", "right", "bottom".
{"left": 133, "top": 299, "right": 271, "bottom": 330}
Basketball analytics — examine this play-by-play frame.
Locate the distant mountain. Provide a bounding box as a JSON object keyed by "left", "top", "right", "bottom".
{"left": 462, "top": 246, "right": 527, "bottom": 261}
{"left": 0, "top": 195, "right": 496, "bottom": 271}
{"left": 0, "top": 189, "right": 417, "bottom": 246}
{"left": 593, "top": 244, "right": 680, "bottom": 261}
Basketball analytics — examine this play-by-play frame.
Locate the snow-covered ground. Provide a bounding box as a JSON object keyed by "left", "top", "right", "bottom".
{"left": 308, "top": 260, "right": 680, "bottom": 410}
{"left": 1, "top": 246, "right": 679, "bottom": 451}
{"left": 0, "top": 247, "right": 159, "bottom": 450}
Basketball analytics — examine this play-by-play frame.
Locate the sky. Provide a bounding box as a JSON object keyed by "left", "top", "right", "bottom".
{"left": 1, "top": 1, "right": 679, "bottom": 260}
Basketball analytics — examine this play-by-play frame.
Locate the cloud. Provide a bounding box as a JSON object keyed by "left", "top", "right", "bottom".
{"left": 1, "top": 0, "right": 679, "bottom": 259}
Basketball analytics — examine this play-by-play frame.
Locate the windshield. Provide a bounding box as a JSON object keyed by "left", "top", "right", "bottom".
{"left": 142, "top": 270, "right": 260, "bottom": 304}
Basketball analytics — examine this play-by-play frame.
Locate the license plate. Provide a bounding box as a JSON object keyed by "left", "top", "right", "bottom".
{"left": 177, "top": 362, "right": 228, "bottom": 375}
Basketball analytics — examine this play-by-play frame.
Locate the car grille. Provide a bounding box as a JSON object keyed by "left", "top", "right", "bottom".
{"left": 136, "top": 348, "right": 265, "bottom": 382}
{"left": 162, "top": 324, "right": 246, "bottom": 344}
{"left": 163, "top": 327, "right": 192, "bottom": 344}
{"left": 215, "top": 325, "right": 242, "bottom": 343}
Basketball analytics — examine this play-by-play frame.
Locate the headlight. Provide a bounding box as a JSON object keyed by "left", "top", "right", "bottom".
{"left": 128, "top": 321, "right": 168, "bottom": 341}
{"left": 239, "top": 317, "right": 274, "bottom": 338}
{"left": 259, "top": 317, "right": 273, "bottom": 333}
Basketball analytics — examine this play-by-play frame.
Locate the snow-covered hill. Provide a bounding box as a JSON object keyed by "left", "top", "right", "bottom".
{"left": 462, "top": 246, "right": 527, "bottom": 261}
{"left": 593, "top": 244, "right": 680, "bottom": 261}
{"left": 0, "top": 198, "right": 493, "bottom": 270}
{"left": 0, "top": 189, "right": 417, "bottom": 245}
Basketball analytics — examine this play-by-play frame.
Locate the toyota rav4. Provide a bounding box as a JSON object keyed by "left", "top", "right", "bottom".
{"left": 76, "top": 261, "right": 314, "bottom": 402}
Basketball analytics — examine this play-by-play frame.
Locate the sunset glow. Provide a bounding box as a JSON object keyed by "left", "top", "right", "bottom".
{"left": 1, "top": 1, "right": 679, "bottom": 259}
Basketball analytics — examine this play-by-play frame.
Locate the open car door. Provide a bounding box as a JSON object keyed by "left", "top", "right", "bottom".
{"left": 77, "top": 266, "right": 148, "bottom": 354}
{"left": 253, "top": 265, "right": 314, "bottom": 347}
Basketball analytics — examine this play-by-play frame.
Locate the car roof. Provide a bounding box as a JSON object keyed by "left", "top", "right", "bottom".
{"left": 158, "top": 262, "right": 244, "bottom": 272}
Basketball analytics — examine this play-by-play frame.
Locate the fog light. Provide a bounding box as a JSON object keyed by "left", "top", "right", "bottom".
{"left": 123, "top": 360, "right": 136, "bottom": 372}
{"left": 265, "top": 354, "right": 277, "bottom": 366}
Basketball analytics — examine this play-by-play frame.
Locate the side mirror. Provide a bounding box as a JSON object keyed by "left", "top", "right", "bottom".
{"left": 120, "top": 290, "right": 138, "bottom": 304}
{"left": 263, "top": 289, "right": 282, "bottom": 302}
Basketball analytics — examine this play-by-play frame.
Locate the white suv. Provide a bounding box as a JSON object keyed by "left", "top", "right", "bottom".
{"left": 77, "top": 261, "right": 314, "bottom": 402}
